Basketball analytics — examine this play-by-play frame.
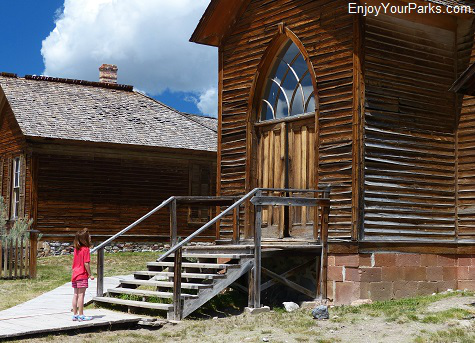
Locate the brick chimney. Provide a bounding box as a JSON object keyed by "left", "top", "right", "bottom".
{"left": 99, "top": 64, "right": 118, "bottom": 84}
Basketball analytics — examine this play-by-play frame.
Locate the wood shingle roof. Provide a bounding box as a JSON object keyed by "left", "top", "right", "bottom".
{"left": 0, "top": 75, "right": 217, "bottom": 152}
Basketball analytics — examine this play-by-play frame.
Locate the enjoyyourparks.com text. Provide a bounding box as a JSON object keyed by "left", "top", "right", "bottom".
{"left": 348, "top": 2, "right": 474, "bottom": 17}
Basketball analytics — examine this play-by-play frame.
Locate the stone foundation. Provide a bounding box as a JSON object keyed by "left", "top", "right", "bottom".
{"left": 37, "top": 241, "right": 212, "bottom": 257}
{"left": 327, "top": 252, "right": 475, "bottom": 304}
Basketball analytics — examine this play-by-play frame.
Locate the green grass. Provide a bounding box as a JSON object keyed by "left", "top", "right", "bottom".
{"left": 415, "top": 327, "right": 475, "bottom": 343}
{"left": 0, "top": 251, "right": 160, "bottom": 311}
{"left": 331, "top": 291, "right": 475, "bottom": 324}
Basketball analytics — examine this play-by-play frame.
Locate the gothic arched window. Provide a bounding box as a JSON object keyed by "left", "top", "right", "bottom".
{"left": 259, "top": 40, "right": 316, "bottom": 122}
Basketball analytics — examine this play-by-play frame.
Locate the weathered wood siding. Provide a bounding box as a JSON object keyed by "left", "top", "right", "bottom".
{"left": 363, "top": 15, "right": 457, "bottom": 240}
{"left": 220, "top": 0, "right": 354, "bottom": 238}
{"left": 0, "top": 102, "right": 31, "bottom": 220}
{"left": 35, "top": 150, "right": 216, "bottom": 240}
{"left": 456, "top": 19, "right": 475, "bottom": 241}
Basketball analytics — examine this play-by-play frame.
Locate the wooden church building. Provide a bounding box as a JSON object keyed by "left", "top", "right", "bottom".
{"left": 190, "top": 0, "right": 475, "bottom": 304}
{"left": 0, "top": 67, "right": 217, "bottom": 242}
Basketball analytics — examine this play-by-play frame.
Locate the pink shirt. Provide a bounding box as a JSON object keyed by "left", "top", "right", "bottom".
{"left": 71, "top": 246, "right": 90, "bottom": 281}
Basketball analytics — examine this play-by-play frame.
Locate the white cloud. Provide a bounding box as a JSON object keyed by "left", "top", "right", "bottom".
{"left": 196, "top": 87, "right": 217, "bottom": 117}
{"left": 41, "top": 0, "right": 217, "bottom": 115}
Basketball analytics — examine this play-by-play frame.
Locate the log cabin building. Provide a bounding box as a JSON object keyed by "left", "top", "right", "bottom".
{"left": 188, "top": 0, "right": 475, "bottom": 304}
{"left": 0, "top": 69, "right": 217, "bottom": 243}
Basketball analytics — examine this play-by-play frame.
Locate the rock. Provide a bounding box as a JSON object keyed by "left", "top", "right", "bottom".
{"left": 262, "top": 338, "right": 269, "bottom": 342}
{"left": 244, "top": 306, "right": 271, "bottom": 315}
{"left": 312, "top": 305, "right": 329, "bottom": 320}
{"left": 351, "top": 299, "right": 373, "bottom": 306}
{"left": 283, "top": 302, "right": 299, "bottom": 312}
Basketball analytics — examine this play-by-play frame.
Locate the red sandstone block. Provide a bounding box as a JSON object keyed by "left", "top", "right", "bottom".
{"left": 335, "top": 281, "right": 360, "bottom": 305}
{"left": 396, "top": 253, "right": 421, "bottom": 267}
{"left": 335, "top": 254, "right": 360, "bottom": 267}
{"left": 328, "top": 266, "right": 344, "bottom": 282}
{"left": 458, "top": 256, "right": 472, "bottom": 267}
{"left": 418, "top": 282, "right": 438, "bottom": 295}
{"left": 457, "top": 267, "right": 475, "bottom": 280}
{"left": 443, "top": 267, "right": 457, "bottom": 281}
{"left": 327, "top": 281, "right": 335, "bottom": 301}
{"left": 360, "top": 267, "right": 382, "bottom": 282}
{"left": 458, "top": 266, "right": 470, "bottom": 280}
{"left": 393, "top": 281, "right": 418, "bottom": 299}
{"left": 369, "top": 282, "right": 393, "bottom": 301}
{"left": 436, "top": 281, "right": 457, "bottom": 292}
{"left": 404, "top": 267, "right": 426, "bottom": 281}
{"left": 459, "top": 280, "right": 475, "bottom": 291}
{"left": 360, "top": 282, "right": 371, "bottom": 299}
{"left": 427, "top": 267, "right": 444, "bottom": 282}
{"left": 328, "top": 255, "right": 335, "bottom": 266}
{"left": 438, "top": 255, "right": 456, "bottom": 267}
{"left": 382, "top": 267, "right": 401, "bottom": 282}
{"left": 345, "top": 267, "right": 361, "bottom": 282}
{"left": 420, "top": 254, "right": 438, "bottom": 267}
{"left": 374, "top": 253, "right": 396, "bottom": 267}
{"left": 360, "top": 254, "right": 373, "bottom": 267}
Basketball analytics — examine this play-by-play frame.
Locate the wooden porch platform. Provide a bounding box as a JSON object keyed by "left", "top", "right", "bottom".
{"left": 0, "top": 276, "right": 144, "bottom": 340}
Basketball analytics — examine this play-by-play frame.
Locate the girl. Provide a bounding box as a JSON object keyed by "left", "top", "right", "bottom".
{"left": 71, "top": 228, "right": 94, "bottom": 321}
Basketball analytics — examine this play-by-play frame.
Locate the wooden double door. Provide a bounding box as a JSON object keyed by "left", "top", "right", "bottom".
{"left": 256, "top": 117, "right": 316, "bottom": 240}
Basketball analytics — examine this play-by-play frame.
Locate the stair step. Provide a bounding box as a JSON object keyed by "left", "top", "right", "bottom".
{"left": 120, "top": 279, "right": 212, "bottom": 289}
{"left": 93, "top": 296, "right": 173, "bottom": 311}
{"left": 134, "top": 271, "right": 225, "bottom": 279}
{"left": 168, "top": 253, "right": 252, "bottom": 259}
{"left": 148, "top": 261, "right": 238, "bottom": 269}
{"left": 108, "top": 287, "right": 198, "bottom": 299}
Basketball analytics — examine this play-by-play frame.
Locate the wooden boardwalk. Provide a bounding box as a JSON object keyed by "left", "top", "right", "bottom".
{"left": 0, "top": 276, "right": 143, "bottom": 339}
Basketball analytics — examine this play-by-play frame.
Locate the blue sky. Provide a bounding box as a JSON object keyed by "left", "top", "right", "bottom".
{"left": 0, "top": 1, "right": 217, "bottom": 116}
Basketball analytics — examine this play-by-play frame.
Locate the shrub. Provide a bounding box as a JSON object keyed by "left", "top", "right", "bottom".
{"left": 0, "top": 196, "right": 33, "bottom": 244}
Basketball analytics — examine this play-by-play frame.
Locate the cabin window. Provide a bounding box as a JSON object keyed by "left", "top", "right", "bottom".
{"left": 11, "top": 157, "right": 20, "bottom": 219}
{"left": 260, "top": 40, "right": 315, "bottom": 122}
{"left": 189, "top": 163, "right": 212, "bottom": 223}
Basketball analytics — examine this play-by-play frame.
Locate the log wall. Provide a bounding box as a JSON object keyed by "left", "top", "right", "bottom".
{"left": 35, "top": 149, "right": 216, "bottom": 241}
{"left": 220, "top": 0, "right": 355, "bottom": 238}
{"left": 456, "top": 19, "right": 475, "bottom": 241}
{"left": 0, "top": 102, "right": 30, "bottom": 220}
{"left": 363, "top": 14, "right": 458, "bottom": 240}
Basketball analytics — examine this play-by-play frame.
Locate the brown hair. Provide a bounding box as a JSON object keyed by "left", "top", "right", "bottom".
{"left": 74, "top": 228, "right": 91, "bottom": 250}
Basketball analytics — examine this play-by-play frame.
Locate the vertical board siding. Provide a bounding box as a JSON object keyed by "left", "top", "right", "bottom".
{"left": 36, "top": 153, "right": 216, "bottom": 240}
{"left": 457, "top": 19, "right": 475, "bottom": 241}
{"left": 364, "top": 15, "right": 457, "bottom": 240}
{"left": 221, "top": 0, "right": 354, "bottom": 238}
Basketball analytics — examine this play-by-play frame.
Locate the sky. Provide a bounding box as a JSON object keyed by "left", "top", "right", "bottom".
{"left": 0, "top": 0, "right": 218, "bottom": 117}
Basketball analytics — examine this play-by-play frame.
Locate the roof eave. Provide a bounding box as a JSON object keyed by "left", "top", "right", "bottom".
{"left": 190, "top": 0, "right": 251, "bottom": 47}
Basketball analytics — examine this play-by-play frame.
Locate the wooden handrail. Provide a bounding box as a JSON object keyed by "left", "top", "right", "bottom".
{"left": 157, "top": 188, "right": 261, "bottom": 262}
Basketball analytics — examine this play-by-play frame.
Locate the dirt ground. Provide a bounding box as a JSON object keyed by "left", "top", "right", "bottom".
{"left": 19, "top": 293, "right": 475, "bottom": 343}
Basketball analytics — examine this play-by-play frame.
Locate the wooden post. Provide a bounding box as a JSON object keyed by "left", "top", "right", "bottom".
{"left": 170, "top": 199, "right": 177, "bottom": 246}
{"left": 215, "top": 207, "right": 221, "bottom": 241}
{"left": 29, "top": 231, "right": 38, "bottom": 279}
{"left": 20, "top": 237, "right": 24, "bottom": 278}
{"left": 97, "top": 247, "right": 104, "bottom": 297}
{"left": 232, "top": 204, "right": 240, "bottom": 243}
{"left": 14, "top": 238, "right": 18, "bottom": 278}
{"left": 253, "top": 202, "right": 262, "bottom": 308}
{"left": 0, "top": 240, "right": 2, "bottom": 278}
{"left": 319, "top": 195, "right": 330, "bottom": 300}
{"left": 173, "top": 247, "right": 183, "bottom": 320}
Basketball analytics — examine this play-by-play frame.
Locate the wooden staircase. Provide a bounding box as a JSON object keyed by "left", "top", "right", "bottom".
{"left": 91, "top": 188, "right": 331, "bottom": 321}
{"left": 94, "top": 249, "right": 254, "bottom": 319}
